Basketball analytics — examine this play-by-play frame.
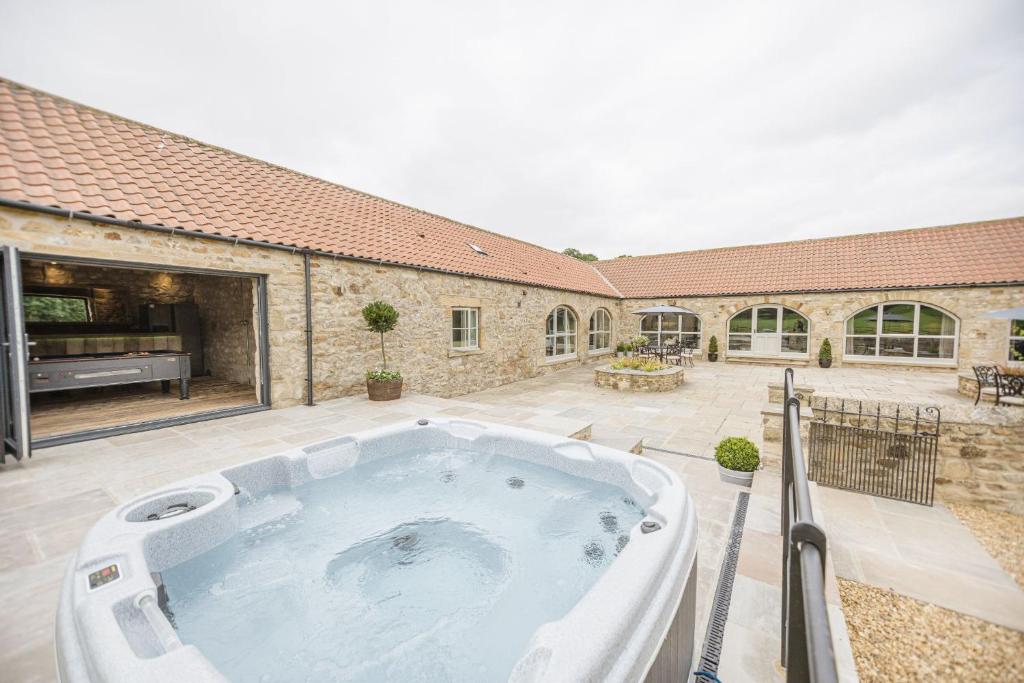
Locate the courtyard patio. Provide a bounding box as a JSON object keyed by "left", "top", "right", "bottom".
{"left": 0, "top": 360, "right": 1020, "bottom": 682}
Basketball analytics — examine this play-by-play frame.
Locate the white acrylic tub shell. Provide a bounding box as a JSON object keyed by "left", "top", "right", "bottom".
{"left": 55, "top": 418, "right": 698, "bottom": 683}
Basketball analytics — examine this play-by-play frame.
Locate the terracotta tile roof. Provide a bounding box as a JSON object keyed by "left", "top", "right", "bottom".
{"left": 2, "top": 79, "right": 1020, "bottom": 301}
{"left": 0, "top": 79, "right": 620, "bottom": 297}
{"left": 595, "top": 217, "right": 1024, "bottom": 298}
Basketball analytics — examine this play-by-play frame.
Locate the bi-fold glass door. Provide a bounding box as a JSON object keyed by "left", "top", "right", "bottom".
{"left": 1, "top": 245, "right": 31, "bottom": 462}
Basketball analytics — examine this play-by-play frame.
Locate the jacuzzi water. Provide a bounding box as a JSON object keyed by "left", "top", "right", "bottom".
{"left": 159, "top": 447, "right": 645, "bottom": 683}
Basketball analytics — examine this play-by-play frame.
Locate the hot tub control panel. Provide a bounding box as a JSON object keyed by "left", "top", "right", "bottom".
{"left": 88, "top": 564, "right": 121, "bottom": 590}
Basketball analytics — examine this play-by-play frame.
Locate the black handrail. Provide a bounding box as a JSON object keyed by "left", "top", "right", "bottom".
{"left": 781, "top": 368, "right": 839, "bottom": 683}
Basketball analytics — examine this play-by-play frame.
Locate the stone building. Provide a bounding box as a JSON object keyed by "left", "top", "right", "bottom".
{"left": 1, "top": 78, "right": 1022, "bottom": 451}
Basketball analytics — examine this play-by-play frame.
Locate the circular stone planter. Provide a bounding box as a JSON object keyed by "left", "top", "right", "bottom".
{"left": 717, "top": 465, "right": 754, "bottom": 487}
{"left": 594, "top": 365, "right": 684, "bottom": 392}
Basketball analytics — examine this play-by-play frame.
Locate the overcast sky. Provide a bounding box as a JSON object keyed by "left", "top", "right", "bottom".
{"left": 1, "top": 1, "right": 1021, "bottom": 257}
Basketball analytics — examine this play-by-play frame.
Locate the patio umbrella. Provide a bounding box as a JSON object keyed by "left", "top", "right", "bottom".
{"left": 631, "top": 304, "right": 697, "bottom": 315}
{"left": 983, "top": 306, "right": 1024, "bottom": 320}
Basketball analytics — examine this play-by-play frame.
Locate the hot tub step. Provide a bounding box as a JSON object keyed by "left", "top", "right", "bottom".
{"left": 588, "top": 427, "right": 644, "bottom": 455}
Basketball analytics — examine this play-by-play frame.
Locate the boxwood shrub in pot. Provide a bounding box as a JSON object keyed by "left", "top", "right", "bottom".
{"left": 714, "top": 436, "right": 759, "bottom": 487}
{"left": 818, "top": 338, "right": 833, "bottom": 368}
{"left": 707, "top": 335, "right": 719, "bottom": 362}
{"left": 362, "top": 300, "right": 403, "bottom": 401}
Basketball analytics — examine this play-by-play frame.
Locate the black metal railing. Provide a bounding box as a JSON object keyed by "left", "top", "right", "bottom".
{"left": 781, "top": 368, "right": 838, "bottom": 683}
{"left": 808, "top": 398, "right": 940, "bottom": 506}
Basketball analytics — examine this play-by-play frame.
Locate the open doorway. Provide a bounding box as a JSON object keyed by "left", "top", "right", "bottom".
{"left": 20, "top": 255, "right": 269, "bottom": 446}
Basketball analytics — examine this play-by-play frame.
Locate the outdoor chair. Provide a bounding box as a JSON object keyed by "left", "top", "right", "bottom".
{"left": 994, "top": 371, "right": 1024, "bottom": 407}
{"left": 663, "top": 344, "right": 682, "bottom": 366}
{"left": 681, "top": 347, "right": 694, "bottom": 367}
{"left": 972, "top": 365, "right": 999, "bottom": 405}
{"left": 636, "top": 344, "right": 657, "bottom": 361}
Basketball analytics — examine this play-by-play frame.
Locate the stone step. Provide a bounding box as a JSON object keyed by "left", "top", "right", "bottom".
{"left": 588, "top": 427, "right": 644, "bottom": 454}
{"left": 725, "top": 355, "right": 811, "bottom": 368}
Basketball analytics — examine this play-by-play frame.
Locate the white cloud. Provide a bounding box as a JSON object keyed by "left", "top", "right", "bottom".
{"left": 1, "top": 0, "right": 1021, "bottom": 257}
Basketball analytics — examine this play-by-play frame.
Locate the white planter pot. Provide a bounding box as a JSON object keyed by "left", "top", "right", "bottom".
{"left": 616, "top": 352, "right": 625, "bottom": 358}
{"left": 717, "top": 464, "right": 754, "bottom": 487}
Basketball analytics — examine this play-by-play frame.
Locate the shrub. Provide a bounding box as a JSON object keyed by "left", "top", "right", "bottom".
{"left": 819, "top": 338, "right": 832, "bottom": 362}
{"left": 631, "top": 335, "right": 650, "bottom": 347}
{"left": 616, "top": 341, "right": 628, "bottom": 353}
{"left": 361, "top": 301, "right": 399, "bottom": 370}
{"left": 708, "top": 335, "right": 719, "bottom": 354}
{"left": 610, "top": 357, "right": 667, "bottom": 372}
{"left": 714, "top": 437, "right": 760, "bottom": 472}
{"left": 366, "top": 368, "right": 402, "bottom": 382}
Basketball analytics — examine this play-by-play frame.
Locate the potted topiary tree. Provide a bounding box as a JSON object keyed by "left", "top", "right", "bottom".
{"left": 707, "top": 335, "right": 719, "bottom": 362}
{"left": 362, "top": 300, "right": 402, "bottom": 401}
{"left": 818, "top": 338, "right": 833, "bottom": 368}
{"left": 715, "top": 436, "right": 760, "bottom": 486}
{"left": 616, "top": 342, "right": 628, "bottom": 358}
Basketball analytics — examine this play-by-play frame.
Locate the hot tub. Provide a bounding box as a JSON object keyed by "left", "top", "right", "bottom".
{"left": 56, "top": 418, "right": 698, "bottom": 682}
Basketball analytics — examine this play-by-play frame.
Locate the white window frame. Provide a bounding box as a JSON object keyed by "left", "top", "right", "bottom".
{"left": 639, "top": 313, "right": 702, "bottom": 349}
{"left": 588, "top": 308, "right": 612, "bottom": 352}
{"left": 1009, "top": 319, "right": 1024, "bottom": 364}
{"left": 451, "top": 307, "right": 479, "bottom": 351}
{"left": 843, "top": 302, "right": 959, "bottom": 366}
{"left": 545, "top": 306, "right": 578, "bottom": 361}
{"left": 726, "top": 305, "right": 809, "bottom": 357}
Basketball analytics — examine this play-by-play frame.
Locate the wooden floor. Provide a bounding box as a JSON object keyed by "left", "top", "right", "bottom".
{"left": 30, "top": 376, "right": 259, "bottom": 439}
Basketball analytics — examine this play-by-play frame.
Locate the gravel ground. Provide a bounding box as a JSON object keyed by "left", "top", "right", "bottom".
{"left": 838, "top": 578, "right": 1024, "bottom": 683}
{"left": 948, "top": 504, "right": 1024, "bottom": 588}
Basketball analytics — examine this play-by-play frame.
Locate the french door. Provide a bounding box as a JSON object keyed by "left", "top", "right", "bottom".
{"left": 752, "top": 306, "right": 782, "bottom": 355}
{"left": 1, "top": 245, "right": 31, "bottom": 462}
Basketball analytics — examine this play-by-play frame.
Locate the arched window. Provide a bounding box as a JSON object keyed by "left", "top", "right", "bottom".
{"left": 640, "top": 313, "right": 702, "bottom": 348}
{"left": 588, "top": 308, "right": 612, "bottom": 352}
{"left": 845, "top": 302, "right": 958, "bottom": 363}
{"left": 1011, "top": 319, "right": 1024, "bottom": 363}
{"left": 545, "top": 306, "right": 577, "bottom": 360}
{"left": 727, "top": 305, "right": 809, "bottom": 357}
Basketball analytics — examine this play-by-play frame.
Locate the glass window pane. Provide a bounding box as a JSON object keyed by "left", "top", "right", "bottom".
{"left": 881, "top": 304, "right": 915, "bottom": 335}
{"left": 1011, "top": 339, "right": 1024, "bottom": 362}
{"left": 566, "top": 312, "right": 576, "bottom": 333}
{"left": 469, "top": 309, "right": 478, "bottom": 328}
{"left": 641, "top": 315, "right": 659, "bottom": 332}
{"left": 846, "top": 336, "right": 876, "bottom": 356}
{"left": 729, "top": 311, "right": 752, "bottom": 333}
{"left": 452, "top": 309, "right": 466, "bottom": 329}
{"left": 661, "top": 315, "right": 680, "bottom": 332}
{"left": 680, "top": 314, "right": 700, "bottom": 333}
{"left": 918, "top": 306, "right": 955, "bottom": 336}
{"left": 879, "top": 336, "right": 915, "bottom": 357}
{"left": 545, "top": 337, "right": 555, "bottom": 356}
{"left": 470, "top": 329, "right": 478, "bottom": 347}
{"left": 453, "top": 328, "right": 467, "bottom": 347}
{"left": 555, "top": 337, "right": 565, "bottom": 355}
{"left": 1012, "top": 319, "right": 1024, "bottom": 338}
{"left": 24, "top": 294, "right": 90, "bottom": 323}
{"left": 729, "top": 334, "right": 751, "bottom": 351}
{"left": 917, "top": 337, "right": 954, "bottom": 359}
{"left": 679, "top": 333, "right": 699, "bottom": 348}
{"left": 546, "top": 314, "right": 555, "bottom": 335}
{"left": 781, "top": 335, "right": 808, "bottom": 353}
{"left": 847, "top": 307, "right": 878, "bottom": 335}
{"left": 781, "top": 308, "right": 808, "bottom": 333}
{"left": 556, "top": 310, "right": 566, "bottom": 332}
{"left": 756, "top": 307, "right": 778, "bottom": 333}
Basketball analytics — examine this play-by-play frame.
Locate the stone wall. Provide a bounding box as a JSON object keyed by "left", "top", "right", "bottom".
{"left": 618, "top": 287, "right": 1024, "bottom": 372}
{"left": 594, "top": 365, "right": 684, "bottom": 392}
{"left": 307, "top": 255, "right": 621, "bottom": 399}
{"left": 193, "top": 274, "right": 257, "bottom": 386}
